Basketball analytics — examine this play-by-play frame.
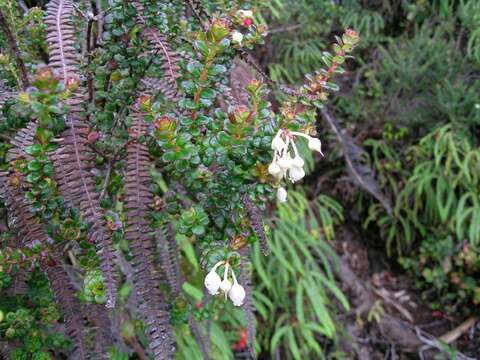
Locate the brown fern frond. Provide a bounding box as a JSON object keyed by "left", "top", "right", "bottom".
{"left": 44, "top": 0, "right": 79, "bottom": 83}
{"left": 8, "top": 121, "right": 37, "bottom": 161}
{"left": 133, "top": 1, "right": 181, "bottom": 101}
{"left": 43, "top": 261, "right": 89, "bottom": 359}
{"left": 0, "top": 82, "right": 16, "bottom": 108}
{"left": 85, "top": 304, "right": 114, "bottom": 358}
{"left": 156, "top": 223, "right": 182, "bottom": 297}
{"left": 242, "top": 195, "right": 269, "bottom": 256}
{"left": 0, "top": 175, "right": 48, "bottom": 250}
{"left": 44, "top": 0, "right": 118, "bottom": 307}
{"left": 0, "top": 171, "right": 89, "bottom": 359}
{"left": 124, "top": 108, "right": 175, "bottom": 359}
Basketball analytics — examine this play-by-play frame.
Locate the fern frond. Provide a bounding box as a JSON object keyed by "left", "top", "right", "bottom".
{"left": 85, "top": 304, "right": 114, "bottom": 357}
{"left": 133, "top": 1, "right": 181, "bottom": 101}
{"left": 45, "top": 0, "right": 118, "bottom": 307}
{"left": 156, "top": 223, "right": 182, "bottom": 297}
{"left": 44, "top": 0, "right": 79, "bottom": 83}
{"left": 0, "top": 82, "right": 16, "bottom": 108}
{"left": 0, "top": 171, "right": 89, "bottom": 359}
{"left": 44, "top": 262, "right": 89, "bottom": 359}
{"left": 242, "top": 195, "right": 269, "bottom": 256}
{"left": 124, "top": 108, "right": 175, "bottom": 359}
{"left": 8, "top": 121, "right": 37, "bottom": 161}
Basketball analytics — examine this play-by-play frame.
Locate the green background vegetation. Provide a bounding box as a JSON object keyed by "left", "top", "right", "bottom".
{"left": 1, "top": 0, "right": 480, "bottom": 359}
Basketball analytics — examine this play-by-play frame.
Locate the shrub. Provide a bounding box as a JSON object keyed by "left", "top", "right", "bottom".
{"left": 0, "top": 0, "right": 358, "bottom": 358}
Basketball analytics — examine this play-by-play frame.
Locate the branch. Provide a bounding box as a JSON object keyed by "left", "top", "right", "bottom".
{"left": 95, "top": 0, "right": 104, "bottom": 45}
{"left": 320, "top": 108, "right": 392, "bottom": 215}
{"left": 0, "top": 8, "right": 29, "bottom": 89}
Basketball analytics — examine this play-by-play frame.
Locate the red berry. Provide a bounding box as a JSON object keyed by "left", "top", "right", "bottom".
{"left": 243, "top": 18, "right": 253, "bottom": 27}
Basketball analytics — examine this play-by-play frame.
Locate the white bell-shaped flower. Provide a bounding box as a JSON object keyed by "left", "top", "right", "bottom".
{"left": 204, "top": 271, "right": 222, "bottom": 295}
{"left": 232, "top": 31, "right": 244, "bottom": 44}
{"left": 220, "top": 279, "right": 232, "bottom": 293}
{"left": 268, "top": 162, "right": 283, "bottom": 178}
{"left": 291, "top": 156, "right": 304, "bottom": 168}
{"left": 289, "top": 165, "right": 305, "bottom": 183}
{"left": 271, "top": 136, "right": 285, "bottom": 152}
{"left": 204, "top": 261, "right": 224, "bottom": 295}
{"left": 308, "top": 137, "right": 323, "bottom": 155}
{"left": 277, "top": 187, "right": 288, "bottom": 203}
{"left": 237, "top": 9, "right": 254, "bottom": 18}
{"left": 277, "top": 154, "right": 292, "bottom": 170}
{"left": 228, "top": 271, "right": 246, "bottom": 306}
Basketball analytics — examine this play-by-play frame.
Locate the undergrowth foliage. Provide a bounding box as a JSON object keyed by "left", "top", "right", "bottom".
{"left": 0, "top": 0, "right": 358, "bottom": 358}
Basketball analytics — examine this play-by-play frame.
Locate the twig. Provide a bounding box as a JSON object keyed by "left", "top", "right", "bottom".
{"left": 415, "top": 326, "right": 476, "bottom": 360}
{"left": 98, "top": 159, "right": 113, "bottom": 201}
{"left": 186, "top": 0, "right": 209, "bottom": 30}
{"left": 439, "top": 316, "right": 478, "bottom": 344}
{"left": 125, "top": 337, "right": 148, "bottom": 360}
{"left": 95, "top": 0, "right": 104, "bottom": 45}
{"left": 0, "top": 9, "right": 29, "bottom": 89}
{"left": 268, "top": 24, "right": 303, "bottom": 34}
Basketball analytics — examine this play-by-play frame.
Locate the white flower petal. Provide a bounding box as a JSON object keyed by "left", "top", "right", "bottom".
{"left": 232, "top": 31, "right": 244, "bottom": 44}
{"left": 229, "top": 283, "right": 246, "bottom": 306}
{"left": 277, "top": 187, "right": 288, "bottom": 202}
{"left": 268, "top": 162, "right": 282, "bottom": 177}
{"left": 292, "top": 156, "right": 304, "bottom": 168}
{"left": 308, "top": 137, "right": 323, "bottom": 154}
{"left": 289, "top": 165, "right": 305, "bottom": 183}
{"left": 204, "top": 271, "right": 222, "bottom": 295}
{"left": 220, "top": 279, "right": 232, "bottom": 293}
{"left": 277, "top": 155, "right": 292, "bottom": 170}
{"left": 271, "top": 136, "right": 286, "bottom": 152}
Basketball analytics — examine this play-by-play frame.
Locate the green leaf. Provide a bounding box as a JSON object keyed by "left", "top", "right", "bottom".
{"left": 182, "top": 282, "right": 203, "bottom": 302}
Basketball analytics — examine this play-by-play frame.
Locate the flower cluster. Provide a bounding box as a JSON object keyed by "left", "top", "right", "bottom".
{"left": 230, "top": 8, "right": 267, "bottom": 47}
{"left": 269, "top": 129, "right": 324, "bottom": 202}
{"left": 204, "top": 261, "right": 246, "bottom": 306}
